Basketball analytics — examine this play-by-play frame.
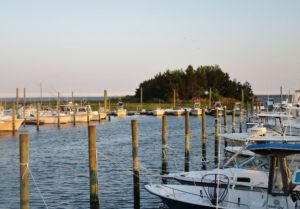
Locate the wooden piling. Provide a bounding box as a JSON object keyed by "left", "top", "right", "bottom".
{"left": 131, "top": 120, "right": 140, "bottom": 209}
{"left": 20, "top": 133, "right": 30, "bottom": 209}
{"left": 57, "top": 92, "right": 60, "bottom": 128}
{"left": 224, "top": 106, "right": 228, "bottom": 147}
{"left": 140, "top": 87, "right": 143, "bottom": 111}
{"left": 104, "top": 90, "right": 107, "bottom": 113}
{"left": 161, "top": 115, "right": 168, "bottom": 177}
{"left": 12, "top": 104, "right": 16, "bottom": 135}
{"left": 256, "top": 101, "right": 259, "bottom": 114}
{"left": 208, "top": 88, "right": 212, "bottom": 109}
{"left": 239, "top": 104, "right": 243, "bottom": 133}
{"left": 98, "top": 102, "right": 101, "bottom": 122}
{"left": 240, "top": 90, "right": 244, "bottom": 133}
{"left": 246, "top": 102, "right": 250, "bottom": 122}
{"left": 36, "top": 103, "right": 40, "bottom": 131}
{"left": 184, "top": 111, "right": 190, "bottom": 172}
{"left": 232, "top": 103, "right": 236, "bottom": 133}
{"left": 16, "top": 88, "right": 19, "bottom": 113}
{"left": 87, "top": 103, "right": 90, "bottom": 125}
{"left": 88, "top": 125, "right": 100, "bottom": 209}
{"left": 201, "top": 107, "right": 207, "bottom": 170}
{"left": 251, "top": 97, "right": 254, "bottom": 116}
{"left": 23, "top": 88, "right": 26, "bottom": 126}
{"left": 73, "top": 111, "right": 76, "bottom": 126}
{"left": 215, "top": 109, "right": 219, "bottom": 164}
{"left": 173, "top": 89, "right": 176, "bottom": 108}
{"left": 223, "top": 106, "right": 227, "bottom": 133}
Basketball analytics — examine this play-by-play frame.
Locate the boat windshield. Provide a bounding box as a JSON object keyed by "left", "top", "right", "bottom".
{"left": 238, "top": 156, "right": 269, "bottom": 171}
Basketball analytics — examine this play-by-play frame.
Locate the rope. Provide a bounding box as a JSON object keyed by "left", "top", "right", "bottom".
{"left": 28, "top": 167, "right": 49, "bottom": 209}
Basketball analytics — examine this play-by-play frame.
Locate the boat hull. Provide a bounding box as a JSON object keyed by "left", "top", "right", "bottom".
{"left": 41, "top": 115, "right": 70, "bottom": 124}
{"left": 90, "top": 112, "right": 107, "bottom": 121}
{"left": 0, "top": 118, "right": 24, "bottom": 131}
{"left": 70, "top": 114, "right": 90, "bottom": 123}
{"left": 152, "top": 110, "right": 165, "bottom": 116}
{"left": 161, "top": 197, "right": 223, "bottom": 209}
{"left": 191, "top": 109, "right": 202, "bottom": 116}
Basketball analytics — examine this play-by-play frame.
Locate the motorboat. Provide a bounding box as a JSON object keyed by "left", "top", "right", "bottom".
{"left": 35, "top": 110, "right": 70, "bottom": 124}
{"left": 0, "top": 115, "right": 24, "bottom": 131}
{"left": 145, "top": 143, "right": 300, "bottom": 209}
{"left": 61, "top": 103, "right": 93, "bottom": 123}
{"left": 165, "top": 106, "right": 185, "bottom": 116}
{"left": 152, "top": 108, "right": 165, "bottom": 116}
{"left": 164, "top": 155, "right": 269, "bottom": 189}
{"left": 90, "top": 108, "right": 107, "bottom": 121}
{"left": 206, "top": 101, "right": 223, "bottom": 117}
{"left": 191, "top": 103, "right": 202, "bottom": 116}
{"left": 112, "top": 101, "right": 127, "bottom": 117}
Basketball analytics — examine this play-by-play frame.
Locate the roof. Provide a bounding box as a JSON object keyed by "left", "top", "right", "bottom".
{"left": 247, "top": 143, "right": 300, "bottom": 156}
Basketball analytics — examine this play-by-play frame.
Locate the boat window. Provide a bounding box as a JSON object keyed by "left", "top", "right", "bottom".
{"left": 236, "top": 177, "right": 250, "bottom": 183}
{"left": 239, "top": 156, "right": 269, "bottom": 171}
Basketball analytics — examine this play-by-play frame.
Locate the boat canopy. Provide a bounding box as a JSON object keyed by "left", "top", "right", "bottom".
{"left": 247, "top": 143, "right": 300, "bottom": 156}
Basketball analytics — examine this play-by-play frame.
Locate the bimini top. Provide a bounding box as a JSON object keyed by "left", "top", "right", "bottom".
{"left": 247, "top": 143, "right": 300, "bottom": 156}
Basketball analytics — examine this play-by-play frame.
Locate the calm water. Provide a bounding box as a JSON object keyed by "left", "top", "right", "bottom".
{"left": 0, "top": 115, "right": 237, "bottom": 209}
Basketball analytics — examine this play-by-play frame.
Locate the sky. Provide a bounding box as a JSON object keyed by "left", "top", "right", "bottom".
{"left": 0, "top": 0, "right": 299, "bottom": 97}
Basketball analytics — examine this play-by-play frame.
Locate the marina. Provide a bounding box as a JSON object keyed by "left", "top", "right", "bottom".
{"left": 1, "top": 91, "right": 300, "bottom": 208}
{"left": 0, "top": 1, "right": 299, "bottom": 208}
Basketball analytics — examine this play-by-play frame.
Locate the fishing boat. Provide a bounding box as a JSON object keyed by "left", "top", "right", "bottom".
{"left": 60, "top": 103, "right": 94, "bottom": 123}
{"left": 206, "top": 101, "right": 223, "bottom": 116}
{"left": 164, "top": 155, "right": 269, "bottom": 189}
{"left": 191, "top": 103, "right": 202, "bottom": 116}
{"left": 90, "top": 110, "right": 107, "bottom": 121}
{"left": 165, "top": 106, "right": 185, "bottom": 116}
{"left": 152, "top": 108, "right": 165, "bottom": 116}
{"left": 112, "top": 101, "right": 127, "bottom": 117}
{"left": 72, "top": 105, "right": 92, "bottom": 122}
{"left": 146, "top": 143, "right": 300, "bottom": 209}
{"left": 38, "top": 111, "right": 70, "bottom": 124}
{"left": 0, "top": 115, "right": 24, "bottom": 131}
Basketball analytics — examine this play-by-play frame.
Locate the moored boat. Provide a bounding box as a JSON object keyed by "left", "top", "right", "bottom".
{"left": 146, "top": 143, "right": 300, "bottom": 209}
{"left": 0, "top": 116, "right": 24, "bottom": 131}
{"left": 191, "top": 103, "right": 202, "bottom": 116}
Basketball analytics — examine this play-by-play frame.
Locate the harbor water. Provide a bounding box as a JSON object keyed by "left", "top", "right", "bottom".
{"left": 0, "top": 115, "right": 236, "bottom": 209}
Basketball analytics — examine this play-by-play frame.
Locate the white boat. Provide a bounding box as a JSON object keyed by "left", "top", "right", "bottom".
{"left": 166, "top": 164, "right": 267, "bottom": 189}
{"left": 191, "top": 103, "right": 202, "bottom": 116}
{"left": 112, "top": 101, "right": 127, "bottom": 117}
{"left": 72, "top": 105, "right": 92, "bottom": 122}
{"left": 0, "top": 115, "right": 24, "bottom": 131}
{"left": 61, "top": 103, "right": 95, "bottom": 123}
{"left": 90, "top": 111, "right": 107, "bottom": 121}
{"left": 206, "top": 101, "right": 223, "bottom": 116}
{"left": 28, "top": 110, "right": 70, "bottom": 124}
{"left": 146, "top": 143, "right": 300, "bottom": 209}
{"left": 166, "top": 106, "right": 185, "bottom": 116}
{"left": 152, "top": 108, "right": 165, "bottom": 116}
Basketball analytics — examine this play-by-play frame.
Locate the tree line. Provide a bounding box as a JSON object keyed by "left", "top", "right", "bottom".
{"left": 135, "top": 65, "right": 253, "bottom": 102}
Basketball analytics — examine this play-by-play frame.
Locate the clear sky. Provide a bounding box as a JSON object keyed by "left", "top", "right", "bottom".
{"left": 0, "top": 0, "right": 299, "bottom": 97}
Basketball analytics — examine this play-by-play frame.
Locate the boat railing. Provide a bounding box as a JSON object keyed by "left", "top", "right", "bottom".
{"left": 161, "top": 184, "right": 252, "bottom": 208}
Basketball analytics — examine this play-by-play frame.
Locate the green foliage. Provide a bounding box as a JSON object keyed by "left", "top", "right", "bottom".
{"left": 135, "top": 65, "right": 253, "bottom": 102}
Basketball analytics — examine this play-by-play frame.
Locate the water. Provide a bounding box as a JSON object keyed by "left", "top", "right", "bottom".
{"left": 0, "top": 115, "right": 235, "bottom": 209}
